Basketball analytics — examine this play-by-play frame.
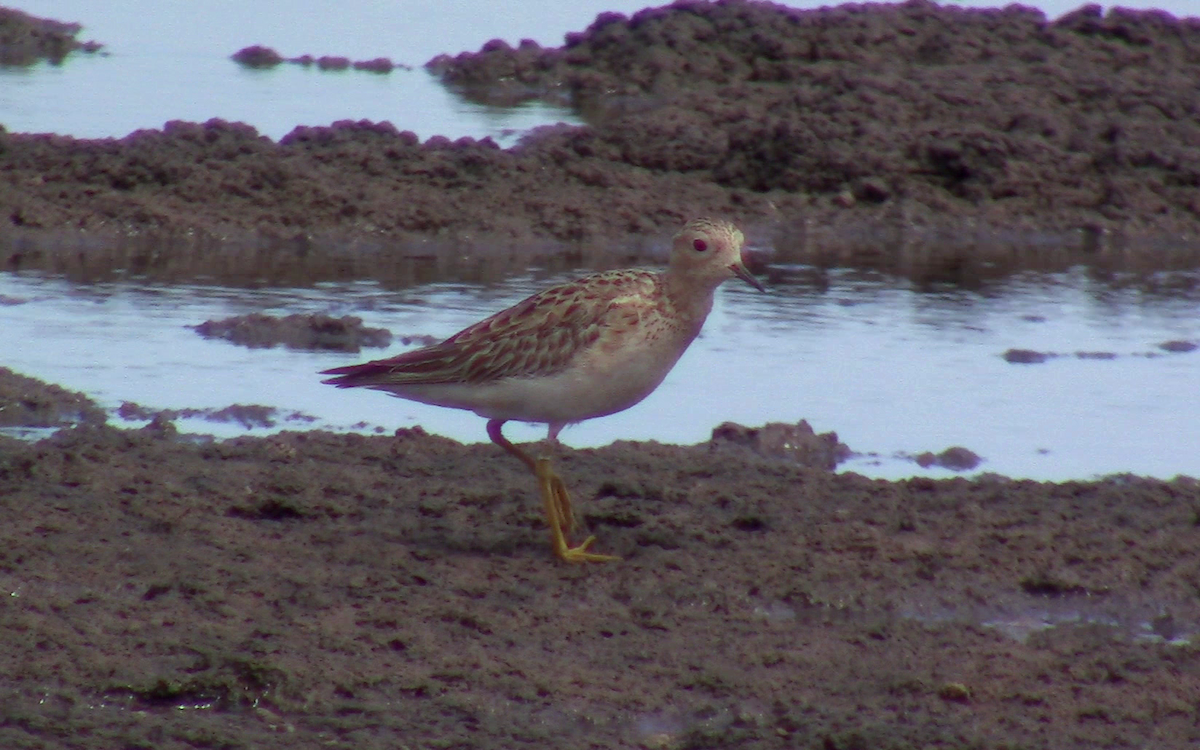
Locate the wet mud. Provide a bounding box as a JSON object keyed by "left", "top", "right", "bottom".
{"left": 3, "top": 2, "right": 1200, "bottom": 748}
{"left": 191, "top": 313, "right": 396, "bottom": 353}
{"left": 0, "top": 367, "right": 106, "bottom": 428}
{"left": 114, "top": 401, "right": 318, "bottom": 431}
{"left": 1, "top": 389, "right": 1198, "bottom": 748}
{"left": 0, "top": 6, "right": 102, "bottom": 66}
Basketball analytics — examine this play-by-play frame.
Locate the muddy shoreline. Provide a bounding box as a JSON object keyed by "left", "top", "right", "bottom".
{"left": 3, "top": 2, "right": 1200, "bottom": 284}
{"left": 2, "top": 381, "right": 1198, "bottom": 748}
{"left": 3, "top": 2, "right": 1200, "bottom": 748}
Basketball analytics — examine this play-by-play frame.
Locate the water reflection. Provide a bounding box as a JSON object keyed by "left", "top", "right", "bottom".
{"left": 3, "top": 254, "right": 1197, "bottom": 481}
{"left": 7, "top": 223, "right": 1200, "bottom": 289}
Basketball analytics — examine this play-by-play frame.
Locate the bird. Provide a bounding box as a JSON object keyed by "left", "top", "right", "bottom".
{"left": 321, "top": 217, "right": 763, "bottom": 563}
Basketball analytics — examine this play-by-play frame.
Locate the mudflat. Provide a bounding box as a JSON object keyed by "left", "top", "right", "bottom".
{"left": 2, "top": 2, "right": 1199, "bottom": 748}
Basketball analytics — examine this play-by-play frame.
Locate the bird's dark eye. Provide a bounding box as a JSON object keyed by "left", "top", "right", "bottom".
{"left": 693, "top": 238, "right": 708, "bottom": 252}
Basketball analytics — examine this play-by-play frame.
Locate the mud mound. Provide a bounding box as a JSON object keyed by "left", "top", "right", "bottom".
{"left": 231, "top": 45, "right": 410, "bottom": 73}
{"left": 191, "top": 312, "right": 393, "bottom": 352}
{"left": 431, "top": 1, "right": 1200, "bottom": 233}
{"left": 0, "top": 118, "right": 745, "bottom": 243}
{"left": 0, "top": 366, "right": 106, "bottom": 427}
{"left": 0, "top": 6, "right": 102, "bottom": 66}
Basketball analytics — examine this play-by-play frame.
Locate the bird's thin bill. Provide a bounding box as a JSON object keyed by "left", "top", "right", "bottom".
{"left": 730, "top": 261, "right": 765, "bottom": 292}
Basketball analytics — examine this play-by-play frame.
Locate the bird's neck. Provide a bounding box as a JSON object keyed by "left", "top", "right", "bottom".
{"left": 661, "top": 272, "right": 717, "bottom": 329}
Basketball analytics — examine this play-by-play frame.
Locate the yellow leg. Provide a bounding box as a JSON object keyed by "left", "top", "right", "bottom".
{"left": 545, "top": 463, "right": 577, "bottom": 533}
{"left": 535, "top": 457, "right": 620, "bottom": 564}
{"left": 487, "top": 419, "right": 619, "bottom": 563}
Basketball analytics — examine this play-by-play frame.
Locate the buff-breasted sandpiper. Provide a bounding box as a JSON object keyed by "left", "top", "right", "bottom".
{"left": 322, "top": 218, "right": 763, "bottom": 563}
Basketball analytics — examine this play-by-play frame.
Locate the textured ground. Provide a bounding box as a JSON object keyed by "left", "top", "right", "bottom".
{"left": 2, "top": 2, "right": 1200, "bottom": 748}
{"left": 1, "top": 378, "right": 1198, "bottom": 749}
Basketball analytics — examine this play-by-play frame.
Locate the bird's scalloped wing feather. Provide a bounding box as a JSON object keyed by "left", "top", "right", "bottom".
{"left": 322, "top": 269, "right": 659, "bottom": 387}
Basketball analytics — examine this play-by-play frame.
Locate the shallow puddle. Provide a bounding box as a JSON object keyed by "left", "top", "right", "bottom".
{"left": 3, "top": 261, "right": 1198, "bottom": 481}
{"left": 1, "top": 0, "right": 655, "bottom": 142}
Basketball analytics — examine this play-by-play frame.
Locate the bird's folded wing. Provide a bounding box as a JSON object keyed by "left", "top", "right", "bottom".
{"left": 324, "top": 270, "right": 659, "bottom": 387}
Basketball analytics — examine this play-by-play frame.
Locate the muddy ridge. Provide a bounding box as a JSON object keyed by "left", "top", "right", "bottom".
{"left": 431, "top": 1, "right": 1200, "bottom": 242}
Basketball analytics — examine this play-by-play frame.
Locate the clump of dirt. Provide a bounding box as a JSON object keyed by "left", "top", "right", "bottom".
{"left": 914, "top": 445, "right": 983, "bottom": 471}
{"left": 0, "top": 6, "right": 102, "bottom": 65}
{"left": 0, "top": 117, "right": 749, "bottom": 244}
{"left": 191, "top": 312, "right": 394, "bottom": 352}
{"left": 709, "top": 419, "right": 850, "bottom": 470}
{"left": 231, "top": 45, "right": 410, "bottom": 73}
{"left": 1003, "top": 343, "right": 1200, "bottom": 362}
{"left": 0, "top": 369, "right": 322, "bottom": 431}
{"left": 1160, "top": 339, "right": 1198, "bottom": 353}
{"left": 1004, "top": 348, "right": 1054, "bottom": 364}
{"left": 116, "top": 401, "right": 316, "bottom": 429}
{"left": 0, "top": 366, "right": 106, "bottom": 427}
{"left": 230, "top": 44, "right": 284, "bottom": 68}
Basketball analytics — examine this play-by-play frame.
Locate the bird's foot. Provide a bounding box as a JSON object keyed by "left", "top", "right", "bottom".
{"left": 557, "top": 534, "right": 621, "bottom": 564}
{"left": 536, "top": 457, "right": 619, "bottom": 563}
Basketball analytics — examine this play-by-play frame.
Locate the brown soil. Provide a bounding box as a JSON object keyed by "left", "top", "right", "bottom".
{"left": 2, "top": 377, "right": 1198, "bottom": 748}
{"left": 3, "top": 2, "right": 1200, "bottom": 748}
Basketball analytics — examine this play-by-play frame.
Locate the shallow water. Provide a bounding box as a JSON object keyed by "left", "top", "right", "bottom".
{"left": 4, "top": 263, "right": 1197, "bottom": 481}
{"left": 3, "top": 0, "right": 1199, "bottom": 481}
{"left": 0, "top": 0, "right": 647, "bottom": 143}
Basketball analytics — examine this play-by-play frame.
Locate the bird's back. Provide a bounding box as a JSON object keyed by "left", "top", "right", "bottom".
{"left": 322, "top": 268, "right": 664, "bottom": 389}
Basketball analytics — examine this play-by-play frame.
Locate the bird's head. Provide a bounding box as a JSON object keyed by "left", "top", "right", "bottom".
{"left": 668, "top": 217, "right": 764, "bottom": 292}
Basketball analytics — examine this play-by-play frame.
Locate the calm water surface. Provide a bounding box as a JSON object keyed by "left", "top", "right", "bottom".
{"left": 2, "top": 0, "right": 1198, "bottom": 481}
{"left": 3, "top": 266, "right": 1197, "bottom": 481}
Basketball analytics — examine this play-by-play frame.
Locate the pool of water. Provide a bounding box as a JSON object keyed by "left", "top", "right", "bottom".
{"left": 3, "top": 263, "right": 1197, "bottom": 481}
{"left": 3, "top": 0, "right": 1199, "bottom": 480}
